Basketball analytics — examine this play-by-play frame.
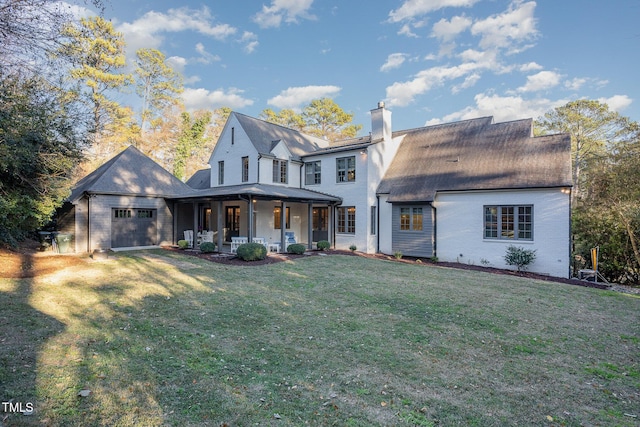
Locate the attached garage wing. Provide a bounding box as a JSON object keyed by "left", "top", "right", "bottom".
{"left": 111, "top": 208, "right": 158, "bottom": 248}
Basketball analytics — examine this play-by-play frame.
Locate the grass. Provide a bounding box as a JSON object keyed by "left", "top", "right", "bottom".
{"left": 1, "top": 250, "right": 639, "bottom": 426}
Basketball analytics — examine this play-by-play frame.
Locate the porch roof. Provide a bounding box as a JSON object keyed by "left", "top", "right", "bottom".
{"left": 172, "top": 183, "right": 342, "bottom": 204}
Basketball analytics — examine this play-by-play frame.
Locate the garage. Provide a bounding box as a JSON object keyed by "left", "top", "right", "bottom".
{"left": 111, "top": 208, "right": 158, "bottom": 248}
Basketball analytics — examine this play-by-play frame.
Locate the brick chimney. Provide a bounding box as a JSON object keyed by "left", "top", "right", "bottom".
{"left": 370, "top": 101, "right": 392, "bottom": 142}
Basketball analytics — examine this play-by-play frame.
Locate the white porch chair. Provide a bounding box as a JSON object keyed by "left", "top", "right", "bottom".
{"left": 230, "top": 236, "right": 248, "bottom": 253}
{"left": 252, "top": 237, "right": 268, "bottom": 251}
{"left": 183, "top": 230, "right": 194, "bottom": 248}
{"left": 201, "top": 231, "right": 214, "bottom": 243}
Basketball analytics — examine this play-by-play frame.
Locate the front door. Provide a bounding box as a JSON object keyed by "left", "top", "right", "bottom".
{"left": 225, "top": 206, "right": 240, "bottom": 241}
{"left": 312, "top": 207, "right": 328, "bottom": 242}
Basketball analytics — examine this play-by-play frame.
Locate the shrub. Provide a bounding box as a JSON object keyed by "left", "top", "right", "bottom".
{"left": 287, "top": 243, "right": 306, "bottom": 254}
{"left": 394, "top": 251, "right": 403, "bottom": 260}
{"left": 349, "top": 244, "right": 357, "bottom": 252}
{"left": 236, "top": 242, "right": 267, "bottom": 261}
{"left": 504, "top": 245, "right": 537, "bottom": 272}
{"left": 199, "top": 242, "right": 216, "bottom": 253}
{"left": 177, "top": 239, "right": 189, "bottom": 249}
{"left": 317, "top": 240, "right": 330, "bottom": 251}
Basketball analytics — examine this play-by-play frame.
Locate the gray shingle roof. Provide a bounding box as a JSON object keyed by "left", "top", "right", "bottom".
{"left": 377, "top": 117, "right": 572, "bottom": 202}
{"left": 185, "top": 168, "right": 211, "bottom": 189}
{"left": 234, "top": 112, "right": 330, "bottom": 158}
{"left": 68, "top": 146, "right": 194, "bottom": 202}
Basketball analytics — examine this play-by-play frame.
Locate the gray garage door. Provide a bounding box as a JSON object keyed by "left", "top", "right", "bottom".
{"left": 111, "top": 208, "right": 157, "bottom": 248}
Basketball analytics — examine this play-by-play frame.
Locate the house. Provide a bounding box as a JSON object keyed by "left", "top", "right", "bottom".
{"left": 64, "top": 102, "right": 572, "bottom": 277}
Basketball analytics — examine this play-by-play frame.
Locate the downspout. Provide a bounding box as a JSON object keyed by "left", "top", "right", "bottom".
{"left": 87, "top": 194, "right": 91, "bottom": 253}
{"left": 568, "top": 187, "right": 573, "bottom": 279}
{"left": 257, "top": 154, "right": 261, "bottom": 183}
{"left": 431, "top": 203, "right": 437, "bottom": 258}
{"left": 376, "top": 195, "right": 380, "bottom": 253}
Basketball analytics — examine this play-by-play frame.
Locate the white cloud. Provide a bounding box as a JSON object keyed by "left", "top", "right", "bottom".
{"left": 194, "top": 43, "right": 221, "bottom": 64}
{"left": 240, "top": 32, "right": 259, "bottom": 54}
{"left": 268, "top": 85, "right": 341, "bottom": 109}
{"left": 117, "top": 7, "right": 237, "bottom": 55}
{"left": 166, "top": 56, "right": 187, "bottom": 73}
{"left": 564, "top": 77, "right": 587, "bottom": 91}
{"left": 389, "top": 0, "right": 480, "bottom": 23}
{"left": 253, "top": 0, "right": 316, "bottom": 29}
{"left": 599, "top": 95, "right": 633, "bottom": 112}
{"left": 452, "top": 73, "right": 481, "bottom": 94}
{"left": 431, "top": 15, "right": 472, "bottom": 41}
{"left": 428, "top": 93, "right": 569, "bottom": 125}
{"left": 519, "top": 62, "right": 543, "bottom": 72}
{"left": 517, "top": 70, "right": 563, "bottom": 93}
{"left": 380, "top": 53, "right": 408, "bottom": 72}
{"left": 470, "top": 1, "right": 538, "bottom": 52}
{"left": 182, "top": 87, "right": 254, "bottom": 110}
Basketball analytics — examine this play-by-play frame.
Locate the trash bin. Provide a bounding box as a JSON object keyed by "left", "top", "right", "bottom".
{"left": 55, "top": 233, "right": 73, "bottom": 254}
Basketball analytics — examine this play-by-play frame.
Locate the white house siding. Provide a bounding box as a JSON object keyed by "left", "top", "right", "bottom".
{"left": 85, "top": 195, "right": 173, "bottom": 251}
{"left": 378, "top": 194, "right": 393, "bottom": 255}
{"left": 434, "top": 188, "right": 571, "bottom": 278}
{"left": 209, "top": 116, "right": 258, "bottom": 187}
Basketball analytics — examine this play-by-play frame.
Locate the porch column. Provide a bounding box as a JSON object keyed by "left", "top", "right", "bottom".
{"left": 280, "top": 201, "right": 286, "bottom": 251}
{"left": 307, "top": 202, "right": 313, "bottom": 250}
{"left": 216, "top": 201, "right": 223, "bottom": 252}
{"left": 329, "top": 204, "right": 334, "bottom": 249}
{"left": 192, "top": 201, "right": 198, "bottom": 248}
{"left": 172, "top": 202, "right": 178, "bottom": 245}
{"left": 247, "top": 196, "right": 254, "bottom": 241}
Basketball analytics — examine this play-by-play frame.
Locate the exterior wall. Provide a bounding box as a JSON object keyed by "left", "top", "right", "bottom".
{"left": 73, "top": 198, "right": 89, "bottom": 253}
{"left": 86, "top": 195, "right": 173, "bottom": 251}
{"left": 378, "top": 194, "right": 393, "bottom": 255}
{"left": 209, "top": 115, "right": 258, "bottom": 187}
{"left": 303, "top": 150, "right": 371, "bottom": 252}
{"left": 391, "top": 204, "right": 434, "bottom": 258}
{"left": 434, "top": 188, "right": 571, "bottom": 278}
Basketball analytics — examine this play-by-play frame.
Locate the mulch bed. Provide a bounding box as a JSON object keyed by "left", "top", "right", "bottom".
{"left": 161, "top": 246, "right": 621, "bottom": 291}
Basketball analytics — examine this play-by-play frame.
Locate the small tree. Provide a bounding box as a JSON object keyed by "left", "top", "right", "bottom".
{"left": 504, "top": 245, "right": 537, "bottom": 272}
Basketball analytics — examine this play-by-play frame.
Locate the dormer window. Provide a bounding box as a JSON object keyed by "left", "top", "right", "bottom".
{"left": 272, "top": 159, "right": 288, "bottom": 184}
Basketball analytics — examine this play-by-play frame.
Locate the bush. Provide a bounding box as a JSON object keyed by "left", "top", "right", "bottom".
{"left": 287, "top": 243, "right": 306, "bottom": 254}
{"left": 177, "top": 239, "right": 189, "bottom": 249}
{"left": 394, "top": 251, "right": 403, "bottom": 260}
{"left": 199, "top": 242, "right": 216, "bottom": 253}
{"left": 236, "top": 242, "right": 267, "bottom": 261}
{"left": 317, "top": 240, "right": 330, "bottom": 251}
{"left": 349, "top": 244, "right": 357, "bottom": 252}
{"left": 504, "top": 245, "right": 537, "bottom": 272}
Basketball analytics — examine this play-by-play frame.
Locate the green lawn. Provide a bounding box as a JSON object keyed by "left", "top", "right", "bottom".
{"left": 1, "top": 251, "right": 639, "bottom": 426}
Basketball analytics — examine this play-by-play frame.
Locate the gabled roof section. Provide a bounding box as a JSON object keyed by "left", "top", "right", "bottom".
{"left": 234, "top": 112, "right": 331, "bottom": 158}
{"left": 377, "top": 117, "right": 572, "bottom": 202}
{"left": 69, "top": 146, "right": 194, "bottom": 202}
{"left": 186, "top": 168, "right": 211, "bottom": 190}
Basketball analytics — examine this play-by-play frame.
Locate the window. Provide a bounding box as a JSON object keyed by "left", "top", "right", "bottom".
{"left": 399, "top": 207, "right": 423, "bottom": 231}
{"left": 336, "top": 156, "right": 355, "bottom": 182}
{"left": 218, "top": 161, "right": 224, "bottom": 185}
{"left": 242, "top": 156, "right": 249, "bottom": 182}
{"left": 272, "top": 159, "right": 288, "bottom": 184}
{"left": 484, "top": 205, "right": 533, "bottom": 240}
{"left": 274, "top": 207, "right": 290, "bottom": 229}
{"left": 337, "top": 206, "right": 356, "bottom": 233}
{"left": 137, "top": 209, "right": 153, "bottom": 218}
{"left": 114, "top": 209, "right": 131, "bottom": 218}
{"left": 305, "top": 161, "right": 321, "bottom": 185}
{"left": 370, "top": 206, "right": 377, "bottom": 235}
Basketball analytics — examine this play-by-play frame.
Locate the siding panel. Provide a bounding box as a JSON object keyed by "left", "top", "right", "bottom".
{"left": 391, "top": 204, "right": 434, "bottom": 257}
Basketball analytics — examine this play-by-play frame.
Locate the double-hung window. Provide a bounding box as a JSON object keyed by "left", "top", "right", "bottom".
{"left": 399, "top": 207, "right": 423, "bottom": 231}
{"left": 337, "top": 206, "right": 356, "bottom": 233}
{"left": 241, "top": 156, "right": 249, "bottom": 182}
{"left": 484, "top": 205, "right": 533, "bottom": 240}
{"left": 274, "top": 207, "right": 290, "bottom": 229}
{"left": 272, "top": 159, "right": 287, "bottom": 184}
{"left": 336, "top": 156, "right": 355, "bottom": 182}
{"left": 305, "top": 161, "right": 321, "bottom": 185}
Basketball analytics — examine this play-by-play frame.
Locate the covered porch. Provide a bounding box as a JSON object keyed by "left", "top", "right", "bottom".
{"left": 171, "top": 184, "right": 341, "bottom": 253}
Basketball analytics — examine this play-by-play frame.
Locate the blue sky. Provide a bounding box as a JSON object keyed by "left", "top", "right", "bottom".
{"left": 82, "top": 0, "right": 639, "bottom": 135}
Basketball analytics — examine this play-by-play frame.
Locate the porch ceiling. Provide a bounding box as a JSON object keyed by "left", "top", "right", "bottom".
{"left": 171, "top": 183, "right": 342, "bottom": 204}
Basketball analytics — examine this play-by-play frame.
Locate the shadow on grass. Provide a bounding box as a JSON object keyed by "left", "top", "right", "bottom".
{"left": 0, "top": 252, "right": 65, "bottom": 425}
